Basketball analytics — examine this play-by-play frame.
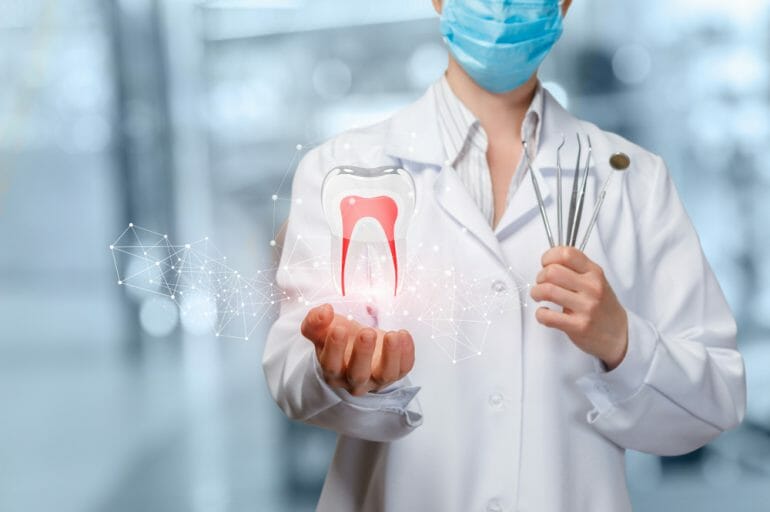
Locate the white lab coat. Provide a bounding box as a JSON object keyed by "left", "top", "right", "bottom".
{"left": 262, "top": 85, "right": 746, "bottom": 512}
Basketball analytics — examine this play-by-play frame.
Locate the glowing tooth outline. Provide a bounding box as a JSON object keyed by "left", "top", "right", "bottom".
{"left": 321, "top": 165, "right": 416, "bottom": 297}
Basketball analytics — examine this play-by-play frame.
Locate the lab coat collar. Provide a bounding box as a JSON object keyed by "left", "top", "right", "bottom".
{"left": 383, "top": 84, "right": 589, "bottom": 265}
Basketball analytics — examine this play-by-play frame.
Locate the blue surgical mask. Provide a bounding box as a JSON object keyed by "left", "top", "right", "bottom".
{"left": 440, "top": 0, "right": 564, "bottom": 93}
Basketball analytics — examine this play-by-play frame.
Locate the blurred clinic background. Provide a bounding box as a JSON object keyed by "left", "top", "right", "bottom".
{"left": 1, "top": 0, "right": 769, "bottom": 511}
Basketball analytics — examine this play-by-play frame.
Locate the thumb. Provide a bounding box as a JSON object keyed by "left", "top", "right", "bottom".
{"left": 300, "top": 304, "right": 334, "bottom": 351}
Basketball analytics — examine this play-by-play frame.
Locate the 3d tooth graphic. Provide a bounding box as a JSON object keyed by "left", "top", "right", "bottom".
{"left": 321, "top": 166, "right": 416, "bottom": 296}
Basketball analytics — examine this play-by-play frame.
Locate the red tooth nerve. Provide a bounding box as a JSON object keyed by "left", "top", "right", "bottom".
{"left": 339, "top": 195, "right": 399, "bottom": 296}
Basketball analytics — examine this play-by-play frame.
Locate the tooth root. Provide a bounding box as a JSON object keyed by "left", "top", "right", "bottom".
{"left": 388, "top": 238, "right": 398, "bottom": 297}
{"left": 340, "top": 195, "right": 399, "bottom": 296}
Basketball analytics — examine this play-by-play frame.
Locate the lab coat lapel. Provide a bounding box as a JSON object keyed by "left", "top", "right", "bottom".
{"left": 433, "top": 164, "right": 507, "bottom": 263}
{"left": 384, "top": 84, "right": 508, "bottom": 265}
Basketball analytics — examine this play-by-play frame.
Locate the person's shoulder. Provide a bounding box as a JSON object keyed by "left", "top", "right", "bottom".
{"left": 295, "top": 119, "right": 394, "bottom": 182}
{"left": 301, "top": 84, "right": 438, "bottom": 174}
{"left": 579, "top": 119, "right": 662, "bottom": 172}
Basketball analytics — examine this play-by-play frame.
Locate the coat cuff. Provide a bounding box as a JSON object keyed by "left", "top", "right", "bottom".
{"left": 310, "top": 350, "right": 423, "bottom": 427}
{"left": 575, "top": 309, "right": 659, "bottom": 416}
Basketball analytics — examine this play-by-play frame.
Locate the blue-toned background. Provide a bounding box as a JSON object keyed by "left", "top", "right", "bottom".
{"left": 1, "top": 1, "right": 768, "bottom": 510}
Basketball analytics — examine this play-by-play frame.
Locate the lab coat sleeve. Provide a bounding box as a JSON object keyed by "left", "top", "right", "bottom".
{"left": 575, "top": 155, "right": 746, "bottom": 456}
{"left": 262, "top": 144, "right": 423, "bottom": 443}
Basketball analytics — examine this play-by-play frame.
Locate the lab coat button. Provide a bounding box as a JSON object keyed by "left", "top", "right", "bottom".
{"left": 492, "top": 280, "right": 507, "bottom": 293}
{"left": 486, "top": 499, "right": 504, "bottom": 512}
{"left": 488, "top": 392, "right": 504, "bottom": 409}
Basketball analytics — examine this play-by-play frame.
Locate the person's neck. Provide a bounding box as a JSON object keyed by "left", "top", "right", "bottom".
{"left": 444, "top": 58, "right": 538, "bottom": 141}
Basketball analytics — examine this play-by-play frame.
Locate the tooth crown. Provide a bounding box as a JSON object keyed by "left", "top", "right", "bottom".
{"left": 321, "top": 166, "right": 416, "bottom": 296}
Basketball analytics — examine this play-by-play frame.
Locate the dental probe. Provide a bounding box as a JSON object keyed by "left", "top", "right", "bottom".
{"left": 570, "top": 134, "right": 592, "bottom": 246}
{"left": 566, "top": 134, "right": 582, "bottom": 247}
{"left": 523, "top": 139, "right": 555, "bottom": 248}
{"left": 556, "top": 135, "right": 566, "bottom": 246}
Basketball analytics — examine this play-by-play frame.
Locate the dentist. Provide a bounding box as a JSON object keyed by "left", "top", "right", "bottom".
{"left": 263, "top": 1, "right": 747, "bottom": 511}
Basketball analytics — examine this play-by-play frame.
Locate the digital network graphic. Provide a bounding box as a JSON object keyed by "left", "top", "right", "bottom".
{"left": 110, "top": 143, "right": 530, "bottom": 363}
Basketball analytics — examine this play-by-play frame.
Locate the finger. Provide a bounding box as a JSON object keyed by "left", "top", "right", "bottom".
{"left": 372, "top": 331, "right": 402, "bottom": 388}
{"left": 319, "top": 325, "right": 347, "bottom": 384}
{"left": 530, "top": 282, "right": 583, "bottom": 311}
{"left": 300, "top": 304, "right": 334, "bottom": 349}
{"left": 536, "top": 263, "right": 583, "bottom": 292}
{"left": 346, "top": 328, "right": 377, "bottom": 395}
{"left": 541, "top": 246, "right": 594, "bottom": 274}
{"left": 399, "top": 330, "right": 415, "bottom": 376}
{"left": 535, "top": 307, "right": 580, "bottom": 332}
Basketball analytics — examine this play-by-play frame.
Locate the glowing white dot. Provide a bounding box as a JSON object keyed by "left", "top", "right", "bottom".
{"left": 296, "top": 143, "right": 303, "bottom": 150}
{"left": 185, "top": 244, "right": 191, "bottom": 249}
{"left": 155, "top": 261, "right": 160, "bottom": 266}
{"left": 204, "top": 236, "right": 208, "bottom": 240}
{"left": 270, "top": 240, "right": 277, "bottom": 247}
{"left": 346, "top": 314, "right": 353, "bottom": 321}
{"left": 163, "top": 234, "right": 168, "bottom": 239}
{"left": 452, "top": 360, "right": 457, "bottom": 364}
{"left": 128, "top": 222, "right": 133, "bottom": 227}
{"left": 296, "top": 198, "right": 304, "bottom": 205}
{"left": 170, "top": 295, "right": 175, "bottom": 299}
{"left": 117, "top": 280, "right": 123, "bottom": 285}
{"left": 271, "top": 194, "right": 278, "bottom": 201}
{"left": 109, "top": 245, "right": 114, "bottom": 250}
